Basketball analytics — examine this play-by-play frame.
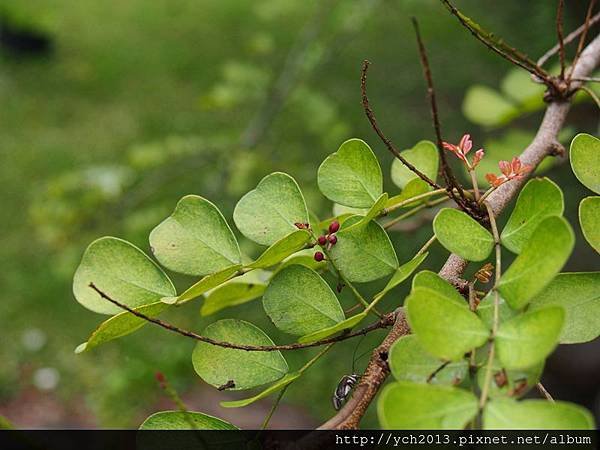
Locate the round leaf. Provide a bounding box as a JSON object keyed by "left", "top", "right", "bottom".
{"left": 433, "top": 208, "right": 494, "bottom": 261}
{"left": 192, "top": 319, "right": 288, "bottom": 390}
{"left": 501, "top": 178, "right": 564, "bottom": 254}
{"left": 570, "top": 133, "right": 600, "bottom": 194}
{"left": 529, "top": 272, "right": 600, "bottom": 344}
{"left": 262, "top": 265, "right": 344, "bottom": 336}
{"left": 328, "top": 216, "right": 398, "bottom": 282}
{"left": 496, "top": 306, "right": 565, "bottom": 370}
{"left": 233, "top": 172, "right": 309, "bottom": 246}
{"left": 412, "top": 270, "right": 465, "bottom": 303}
{"left": 389, "top": 336, "right": 468, "bottom": 386}
{"left": 498, "top": 216, "right": 574, "bottom": 309}
{"left": 317, "top": 138, "right": 382, "bottom": 208}
{"left": 378, "top": 381, "right": 478, "bottom": 429}
{"left": 483, "top": 399, "right": 594, "bottom": 430}
{"left": 73, "top": 237, "right": 176, "bottom": 315}
{"left": 406, "top": 287, "right": 489, "bottom": 361}
{"left": 391, "top": 140, "right": 439, "bottom": 189}
{"left": 579, "top": 196, "right": 600, "bottom": 253}
{"left": 200, "top": 270, "right": 269, "bottom": 316}
{"left": 149, "top": 195, "right": 241, "bottom": 276}
{"left": 140, "top": 411, "right": 237, "bottom": 430}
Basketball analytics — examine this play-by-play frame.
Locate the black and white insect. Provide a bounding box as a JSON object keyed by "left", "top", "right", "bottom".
{"left": 332, "top": 373, "right": 360, "bottom": 410}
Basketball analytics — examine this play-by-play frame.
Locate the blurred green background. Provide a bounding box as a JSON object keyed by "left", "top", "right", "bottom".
{"left": 0, "top": 0, "right": 598, "bottom": 429}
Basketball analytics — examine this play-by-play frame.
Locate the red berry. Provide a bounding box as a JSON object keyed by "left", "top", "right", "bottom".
{"left": 329, "top": 220, "right": 340, "bottom": 233}
{"left": 318, "top": 235, "right": 327, "bottom": 246}
{"left": 328, "top": 234, "right": 337, "bottom": 245}
{"left": 314, "top": 251, "right": 325, "bottom": 262}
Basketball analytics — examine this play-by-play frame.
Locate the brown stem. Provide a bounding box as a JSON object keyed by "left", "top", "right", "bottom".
{"left": 569, "top": 0, "right": 598, "bottom": 80}
{"left": 88, "top": 283, "right": 395, "bottom": 352}
{"left": 360, "top": 60, "right": 442, "bottom": 191}
{"left": 557, "top": 0, "right": 567, "bottom": 79}
{"left": 320, "top": 32, "right": 600, "bottom": 430}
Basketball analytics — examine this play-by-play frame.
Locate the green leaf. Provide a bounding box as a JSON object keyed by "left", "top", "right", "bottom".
{"left": 570, "top": 133, "right": 600, "bottom": 194}
{"left": 277, "top": 249, "right": 327, "bottom": 273}
{"left": 433, "top": 209, "right": 494, "bottom": 262}
{"left": 476, "top": 359, "right": 543, "bottom": 399}
{"left": 496, "top": 306, "right": 564, "bottom": 369}
{"left": 329, "top": 216, "right": 398, "bottom": 282}
{"left": 246, "top": 230, "right": 311, "bottom": 269}
{"left": 498, "top": 216, "right": 574, "bottom": 309}
{"left": 462, "top": 85, "right": 519, "bottom": 127}
{"left": 500, "top": 68, "right": 545, "bottom": 109}
{"left": 378, "top": 381, "right": 478, "bottom": 429}
{"left": 579, "top": 196, "right": 600, "bottom": 253}
{"left": 75, "top": 301, "right": 168, "bottom": 353}
{"left": 332, "top": 203, "right": 368, "bottom": 217}
{"left": 73, "top": 237, "right": 176, "bottom": 315}
{"left": 149, "top": 195, "right": 241, "bottom": 276}
{"left": 412, "top": 270, "right": 465, "bottom": 303}
{"left": 483, "top": 399, "right": 594, "bottom": 430}
{"left": 529, "top": 272, "right": 600, "bottom": 344}
{"left": 358, "top": 192, "right": 388, "bottom": 223}
{"left": 391, "top": 140, "right": 439, "bottom": 189}
{"left": 297, "top": 312, "right": 367, "bottom": 344}
{"left": 192, "top": 319, "right": 288, "bottom": 390}
{"left": 220, "top": 372, "right": 301, "bottom": 408}
{"left": 406, "top": 287, "right": 489, "bottom": 361}
{"left": 385, "top": 179, "right": 431, "bottom": 209}
{"left": 200, "top": 270, "right": 269, "bottom": 316}
{"left": 375, "top": 252, "right": 429, "bottom": 300}
{"left": 389, "top": 336, "right": 468, "bottom": 386}
{"left": 233, "top": 172, "right": 309, "bottom": 246}
{"left": 175, "top": 264, "right": 242, "bottom": 304}
{"left": 317, "top": 138, "right": 383, "bottom": 208}
{"left": 262, "top": 265, "right": 344, "bottom": 336}
{"left": 476, "top": 292, "right": 517, "bottom": 330}
{"left": 501, "top": 178, "right": 564, "bottom": 254}
{"left": 140, "top": 411, "right": 238, "bottom": 430}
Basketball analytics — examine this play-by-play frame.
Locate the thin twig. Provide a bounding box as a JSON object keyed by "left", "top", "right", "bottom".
{"left": 88, "top": 283, "right": 394, "bottom": 352}
{"left": 578, "top": 85, "right": 600, "bottom": 110}
{"left": 426, "top": 360, "right": 450, "bottom": 383}
{"left": 360, "top": 60, "right": 442, "bottom": 191}
{"left": 569, "top": 0, "right": 598, "bottom": 80}
{"left": 411, "top": 18, "right": 471, "bottom": 212}
{"left": 538, "top": 10, "right": 600, "bottom": 67}
{"left": 557, "top": 0, "right": 567, "bottom": 79}
{"left": 536, "top": 382, "right": 555, "bottom": 402}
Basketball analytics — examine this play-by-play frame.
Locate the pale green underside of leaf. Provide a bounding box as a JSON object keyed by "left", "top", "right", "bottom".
{"left": 570, "top": 133, "right": 600, "bottom": 194}
{"left": 389, "top": 336, "right": 468, "bottom": 386}
{"left": 407, "top": 286, "right": 489, "bottom": 361}
{"left": 76, "top": 301, "right": 168, "bottom": 353}
{"left": 498, "top": 216, "right": 574, "bottom": 309}
{"left": 262, "top": 264, "right": 344, "bottom": 336}
{"left": 317, "top": 138, "right": 383, "bottom": 208}
{"left": 496, "top": 306, "right": 564, "bottom": 370}
{"left": 220, "top": 372, "right": 301, "bottom": 408}
{"left": 192, "top": 319, "right": 288, "bottom": 390}
{"left": 73, "top": 237, "right": 176, "bottom": 315}
{"left": 329, "top": 216, "right": 398, "bottom": 283}
{"left": 175, "top": 264, "right": 242, "bottom": 304}
{"left": 579, "top": 196, "right": 600, "bottom": 253}
{"left": 297, "top": 312, "right": 367, "bottom": 344}
{"left": 233, "top": 172, "right": 309, "bottom": 246}
{"left": 149, "top": 195, "right": 241, "bottom": 276}
{"left": 501, "top": 178, "right": 564, "bottom": 254}
{"left": 529, "top": 272, "right": 600, "bottom": 344}
{"left": 245, "top": 229, "right": 311, "bottom": 269}
{"left": 483, "top": 399, "right": 594, "bottom": 430}
{"left": 139, "top": 410, "right": 238, "bottom": 430}
{"left": 378, "top": 381, "right": 478, "bottom": 429}
{"left": 390, "top": 140, "right": 438, "bottom": 189}
{"left": 434, "top": 208, "right": 494, "bottom": 262}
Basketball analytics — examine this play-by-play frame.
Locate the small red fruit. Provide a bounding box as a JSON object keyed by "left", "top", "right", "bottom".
{"left": 314, "top": 251, "right": 325, "bottom": 262}
{"left": 329, "top": 220, "right": 340, "bottom": 233}
{"left": 318, "top": 235, "right": 327, "bottom": 246}
{"left": 328, "top": 234, "right": 338, "bottom": 245}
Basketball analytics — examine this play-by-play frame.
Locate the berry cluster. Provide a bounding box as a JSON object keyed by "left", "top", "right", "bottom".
{"left": 314, "top": 220, "right": 340, "bottom": 261}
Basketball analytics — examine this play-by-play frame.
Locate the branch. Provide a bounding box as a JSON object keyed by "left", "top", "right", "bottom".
{"left": 88, "top": 283, "right": 395, "bottom": 352}
{"left": 557, "top": 0, "right": 567, "bottom": 79}
{"left": 569, "top": 0, "right": 598, "bottom": 80}
{"left": 320, "top": 31, "right": 600, "bottom": 430}
{"left": 360, "top": 60, "right": 442, "bottom": 191}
